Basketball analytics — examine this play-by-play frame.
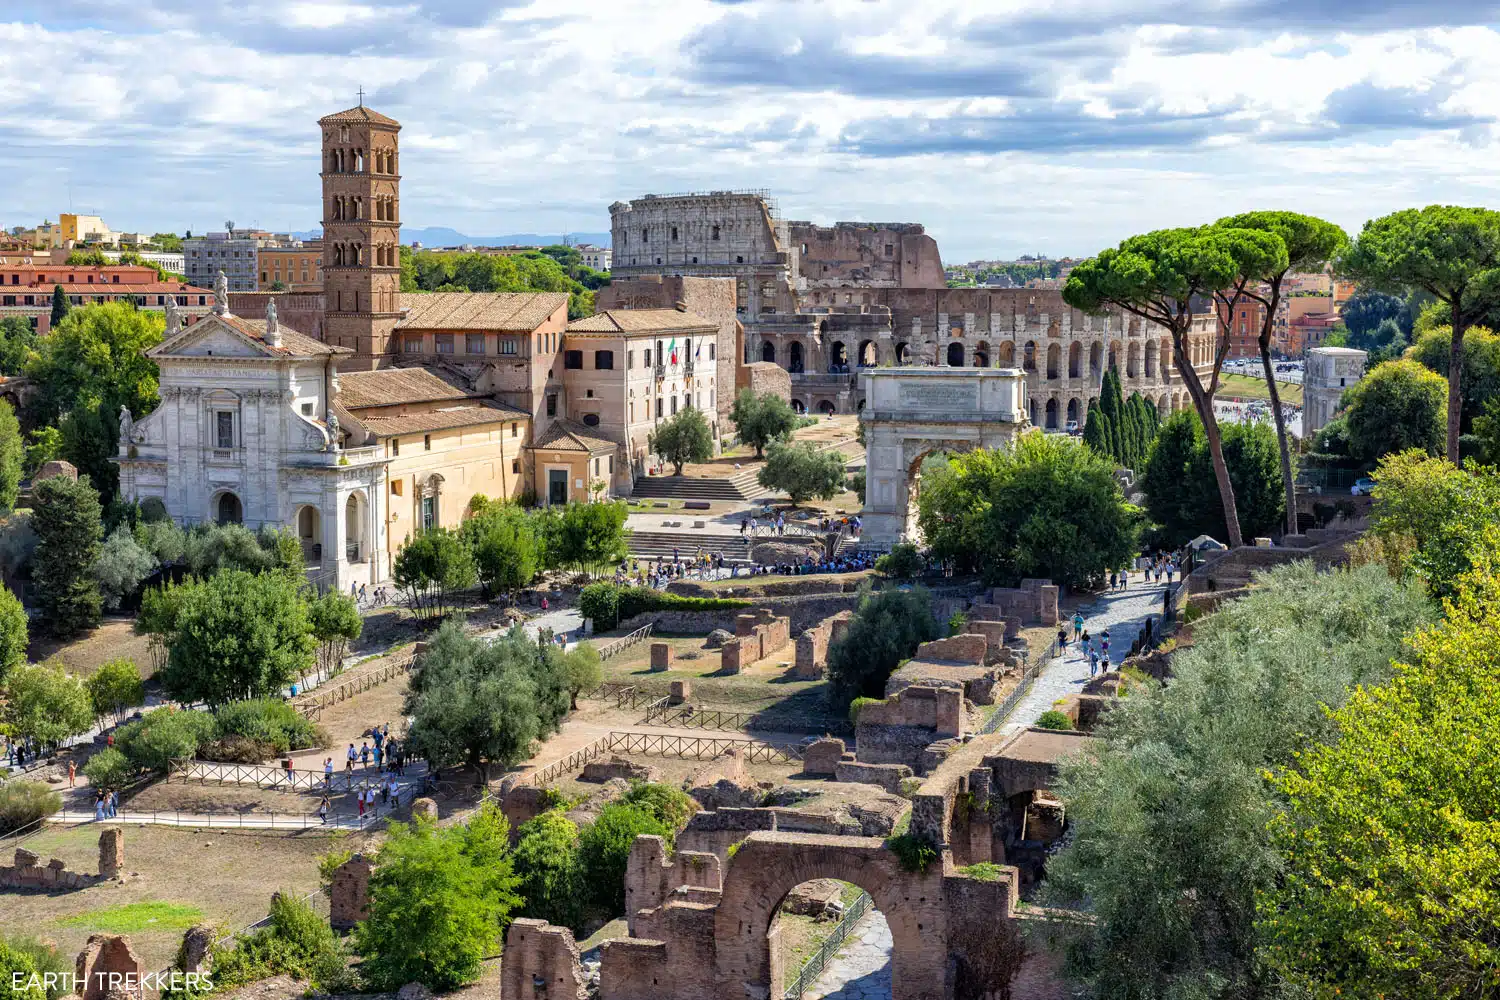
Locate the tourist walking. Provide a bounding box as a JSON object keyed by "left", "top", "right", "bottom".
{"left": 1071, "top": 612, "right": 1084, "bottom": 641}
{"left": 359, "top": 742, "right": 371, "bottom": 767}
{"left": 357, "top": 787, "right": 367, "bottom": 819}
{"left": 324, "top": 757, "right": 334, "bottom": 787}
{"left": 95, "top": 793, "right": 105, "bottom": 821}
{"left": 107, "top": 790, "right": 118, "bottom": 818}
{"left": 1087, "top": 643, "right": 1099, "bottom": 677}
{"left": 318, "top": 795, "right": 330, "bottom": 825}
{"left": 1056, "top": 626, "right": 1068, "bottom": 652}
{"left": 67, "top": 760, "right": 76, "bottom": 788}
{"left": 1109, "top": 571, "right": 1117, "bottom": 591}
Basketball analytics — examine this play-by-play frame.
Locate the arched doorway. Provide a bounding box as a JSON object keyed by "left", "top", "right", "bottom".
{"left": 1158, "top": 393, "right": 1171, "bottom": 418}
{"left": 1066, "top": 398, "right": 1080, "bottom": 427}
{"left": 830, "top": 341, "right": 848, "bottom": 372}
{"left": 1145, "top": 340, "right": 1158, "bottom": 378}
{"left": 345, "top": 492, "right": 366, "bottom": 562}
{"left": 789, "top": 341, "right": 805, "bottom": 374}
{"left": 296, "top": 505, "right": 321, "bottom": 563}
{"left": 1089, "top": 341, "right": 1102, "bottom": 377}
{"left": 895, "top": 342, "right": 910, "bottom": 364}
{"left": 1108, "top": 340, "right": 1120, "bottom": 372}
{"left": 790, "top": 399, "right": 807, "bottom": 414}
{"left": 946, "top": 342, "right": 964, "bottom": 367}
{"left": 1046, "top": 343, "right": 1061, "bottom": 380}
{"left": 997, "top": 341, "right": 1015, "bottom": 366}
{"left": 1028, "top": 397, "right": 1038, "bottom": 426}
{"left": 1127, "top": 342, "right": 1141, "bottom": 378}
{"left": 817, "top": 400, "right": 836, "bottom": 416}
{"left": 214, "top": 491, "right": 242, "bottom": 526}
{"left": 858, "top": 340, "right": 877, "bottom": 367}
{"left": 761, "top": 341, "right": 776, "bottom": 364}
{"left": 1068, "top": 342, "right": 1081, "bottom": 378}
{"left": 1045, "top": 398, "right": 1059, "bottom": 429}
{"left": 1023, "top": 341, "right": 1036, "bottom": 372}
{"left": 770, "top": 880, "right": 889, "bottom": 998}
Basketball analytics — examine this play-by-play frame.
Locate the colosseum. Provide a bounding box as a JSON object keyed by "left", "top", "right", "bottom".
{"left": 610, "top": 191, "right": 1216, "bottom": 423}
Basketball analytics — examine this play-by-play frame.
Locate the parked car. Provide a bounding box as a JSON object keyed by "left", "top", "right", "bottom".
{"left": 1065, "top": 420, "right": 1080, "bottom": 435}
{"left": 1351, "top": 478, "right": 1376, "bottom": 496}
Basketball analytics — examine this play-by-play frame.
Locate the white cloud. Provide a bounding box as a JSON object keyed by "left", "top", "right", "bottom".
{"left": 3, "top": 0, "right": 1500, "bottom": 258}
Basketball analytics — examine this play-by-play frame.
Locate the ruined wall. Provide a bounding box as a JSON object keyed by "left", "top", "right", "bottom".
{"left": 834, "top": 760, "right": 914, "bottom": 795}
{"left": 329, "top": 855, "right": 372, "bottom": 929}
{"left": 792, "top": 609, "right": 851, "bottom": 680}
{"left": 502, "top": 919, "right": 589, "bottom": 1000}
{"left": 75, "top": 935, "right": 145, "bottom": 1000}
{"left": 1, "top": 829, "right": 120, "bottom": 890}
{"left": 675, "top": 807, "right": 779, "bottom": 864}
{"left": 616, "top": 592, "right": 859, "bottom": 638}
{"left": 722, "top": 609, "right": 791, "bottom": 672}
{"left": 788, "top": 221, "right": 944, "bottom": 289}
{"left": 855, "top": 685, "right": 965, "bottom": 772}
{"left": 801, "top": 737, "right": 849, "bottom": 776}
{"left": 913, "top": 633, "right": 987, "bottom": 665}
{"left": 735, "top": 360, "right": 791, "bottom": 402}
{"left": 624, "top": 835, "right": 723, "bottom": 935}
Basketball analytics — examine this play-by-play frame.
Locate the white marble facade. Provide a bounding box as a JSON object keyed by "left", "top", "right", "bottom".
{"left": 116, "top": 306, "right": 388, "bottom": 592}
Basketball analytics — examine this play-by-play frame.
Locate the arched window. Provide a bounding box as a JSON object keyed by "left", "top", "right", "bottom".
{"left": 789, "top": 341, "right": 804, "bottom": 373}
{"left": 1047, "top": 343, "right": 1061, "bottom": 380}
{"left": 1045, "top": 398, "right": 1059, "bottom": 429}
{"left": 895, "top": 342, "right": 910, "bottom": 364}
{"left": 345, "top": 493, "right": 366, "bottom": 562}
{"left": 946, "top": 342, "right": 964, "bottom": 367}
{"left": 1023, "top": 341, "right": 1037, "bottom": 372}
{"left": 215, "top": 492, "right": 242, "bottom": 526}
{"left": 1068, "top": 342, "right": 1081, "bottom": 378}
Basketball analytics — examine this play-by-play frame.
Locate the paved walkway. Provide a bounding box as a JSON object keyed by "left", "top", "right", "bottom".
{"left": 48, "top": 804, "right": 403, "bottom": 831}
{"left": 998, "top": 580, "right": 1171, "bottom": 737}
{"left": 807, "top": 910, "right": 892, "bottom": 1000}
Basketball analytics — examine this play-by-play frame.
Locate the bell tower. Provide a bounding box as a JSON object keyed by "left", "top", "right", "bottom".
{"left": 319, "top": 102, "right": 402, "bottom": 368}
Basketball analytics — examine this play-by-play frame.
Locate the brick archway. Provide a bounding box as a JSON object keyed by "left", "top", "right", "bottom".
{"left": 713, "top": 834, "right": 949, "bottom": 1000}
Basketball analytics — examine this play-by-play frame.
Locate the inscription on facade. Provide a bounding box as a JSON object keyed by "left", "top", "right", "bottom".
{"left": 896, "top": 383, "right": 978, "bottom": 410}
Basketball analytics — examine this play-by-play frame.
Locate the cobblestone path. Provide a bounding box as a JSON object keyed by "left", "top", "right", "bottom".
{"left": 806, "top": 910, "right": 893, "bottom": 1000}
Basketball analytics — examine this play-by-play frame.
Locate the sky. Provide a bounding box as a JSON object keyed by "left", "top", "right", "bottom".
{"left": 4, "top": 0, "right": 1500, "bottom": 262}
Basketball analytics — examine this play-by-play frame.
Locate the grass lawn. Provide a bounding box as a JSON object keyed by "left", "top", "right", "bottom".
{"left": 1217, "top": 373, "right": 1304, "bottom": 405}
{"left": 57, "top": 900, "right": 205, "bottom": 934}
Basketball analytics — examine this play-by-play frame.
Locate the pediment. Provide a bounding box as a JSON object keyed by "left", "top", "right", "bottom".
{"left": 152, "top": 316, "right": 274, "bottom": 359}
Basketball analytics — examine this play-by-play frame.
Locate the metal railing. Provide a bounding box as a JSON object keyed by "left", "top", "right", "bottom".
{"left": 980, "top": 637, "right": 1059, "bottom": 736}
{"left": 598, "top": 624, "right": 654, "bottom": 662}
{"left": 290, "top": 652, "right": 417, "bottom": 721}
{"left": 783, "top": 890, "right": 872, "bottom": 999}
{"left": 167, "top": 758, "right": 421, "bottom": 793}
{"left": 606, "top": 730, "right": 802, "bottom": 764}
{"left": 46, "top": 795, "right": 416, "bottom": 831}
{"left": 640, "top": 702, "right": 851, "bottom": 737}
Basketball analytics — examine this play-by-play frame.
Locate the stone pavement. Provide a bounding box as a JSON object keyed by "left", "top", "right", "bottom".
{"left": 806, "top": 910, "right": 893, "bottom": 1000}
{"left": 998, "top": 579, "right": 1171, "bottom": 737}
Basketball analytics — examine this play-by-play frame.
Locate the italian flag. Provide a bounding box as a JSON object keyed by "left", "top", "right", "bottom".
{"left": 669, "top": 338, "right": 678, "bottom": 365}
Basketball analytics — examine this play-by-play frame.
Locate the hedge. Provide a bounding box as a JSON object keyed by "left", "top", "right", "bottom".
{"left": 581, "top": 583, "right": 750, "bottom": 630}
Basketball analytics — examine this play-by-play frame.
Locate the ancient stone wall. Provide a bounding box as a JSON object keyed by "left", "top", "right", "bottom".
{"left": 582, "top": 757, "right": 661, "bottom": 783}
{"left": 501, "top": 919, "right": 588, "bottom": 1000}
{"left": 736, "top": 360, "right": 792, "bottom": 402}
{"left": 721, "top": 609, "right": 791, "bottom": 672}
{"left": 617, "top": 593, "right": 859, "bottom": 639}
{"left": 788, "top": 221, "right": 945, "bottom": 289}
{"left": 675, "top": 807, "right": 779, "bottom": 863}
{"left": 1, "top": 829, "right": 120, "bottom": 890}
{"left": 834, "top": 760, "right": 914, "bottom": 794}
{"left": 801, "top": 737, "right": 848, "bottom": 776}
{"left": 987, "top": 580, "right": 1059, "bottom": 626}
{"left": 329, "top": 854, "right": 373, "bottom": 929}
{"left": 649, "top": 642, "right": 672, "bottom": 671}
{"left": 75, "top": 935, "right": 146, "bottom": 1000}
{"left": 855, "top": 685, "right": 965, "bottom": 772}
{"left": 792, "top": 609, "right": 851, "bottom": 679}
{"left": 623, "top": 835, "right": 723, "bottom": 934}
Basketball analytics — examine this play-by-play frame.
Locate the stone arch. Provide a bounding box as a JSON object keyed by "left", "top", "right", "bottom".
{"left": 1145, "top": 339, "right": 1158, "bottom": 378}
{"left": 1046, "top": 343, "right": 1061, "bottom": 380}
{"left": 817, "top": 399, "right": 836, "bottom": 416}
{"left": 1028, "top": 396, "right": 1038, "bottom": 426}
{"left": 1158, "top": 393, "right": 1171, "bottom": 418}
{"left": 345, "top": 492, "right": 367, "bottom": 562}
{"left": 790, "top": 398, "right": 807, "bottom": 414}
{"left": 213, "top": 491, "right": 242, "bottom": 526}
{"left": 858, "top": 339, "right": 878, "bottom": 366}
{"left": 296, "top": 505, "right": 321, "bottom": 563}
{"left": 1162, "top": 337, "right": 1174, "bottom": 375}
{"left": 997, "top": 340, "right": 1015, "bottom": 366}
{"left": 1045, "top": 397, "right": 1059, "bottom": 429}
{"left": 788, "top": 341, "right": 805, "bottom": 373}
{"left": 1066, "top": 398, "right": 1080, "bottom": 427}
{"left": 1127, "top": 341, "right": 1141, "bottom": 378}
{"left": 760, "top": 341, "right": 775, "bottom": 364}
{"left": 1089, "top": 341, "right": 1102, "bottom": 378}
{"left": 1023, "top": 341, "right": 1036, "bottom": 372}
{"left": 947, "top": 342, "right": 964, "bottom": 367}
{"left": 1108, "top": 340, "right": 1120, "bottom": 372}
{"left": 830, "top": 341, "right": 848, "bottom": 372}
{"left": 973, "top": 340, "right": 989, "bottom": 368}
{"left": 714, "top": 835, "right": 948, "bottom": 1000}
{"left": 1068, "top": 341, "right": 1081, "bottom": 378}
{"left": 895, "top": 342, "right": 910, "bottom": 364}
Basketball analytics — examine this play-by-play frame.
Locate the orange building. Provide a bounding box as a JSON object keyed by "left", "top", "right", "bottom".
{"left": 258, "top": 242, "right": 323, "bottom": 291}
{"left": 1222, "top": 297, "right": 1268, "bottom": 358}
{"left": 0, "top": 264, "right": 213, "bottom": 334}
{"left": 1287, "top": 312, "right": 1341, "bottom": 355}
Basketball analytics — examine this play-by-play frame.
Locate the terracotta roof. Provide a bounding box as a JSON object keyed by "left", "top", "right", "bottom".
{"left": 531, "top": 418, "right": 617, "bottom": 454}
{"left": 395, "top": 292, "right": 568, "bottom": 332}
{"left": 338, "top": 368, "right": 472, "bottom": 409}
{"left": 218, "top": 316, "right": 348, "bottom": 357}
{"left": 355, "top": 401, "right": 526, "bottom": 436}
{"left": 318, "top": 106, "right": 401, "bottom": 127}
{"left": 566, "top": 309, "right": 718, "bottom": 335}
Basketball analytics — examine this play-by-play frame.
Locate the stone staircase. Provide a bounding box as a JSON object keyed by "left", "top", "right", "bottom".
{"left": 629, "top": 470, "right": 772, "bottom": 502}
{"left": 627, "top": 530, "right": 756, "bottom": 561}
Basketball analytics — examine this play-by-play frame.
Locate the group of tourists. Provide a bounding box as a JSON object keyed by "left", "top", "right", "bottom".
{"left": 93, "top": 788, "right": 120, "bottom": 820}
{"left": 330, "top": 723, "right": 408, "bottom": 779}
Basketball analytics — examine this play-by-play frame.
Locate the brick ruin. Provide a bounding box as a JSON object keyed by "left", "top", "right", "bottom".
{"left": 75, "top": 934, "right": 146, "bottom": 1000}
{"left": 855, "top": 684, "right": 966, "bottom": 773}
{"left": 329, "top": 854, "right": 373, "bottom": 929}
{"left": 790, "top": 609, "right": 851, "bottom": 679}
{"left": 501, "top": 830, "right": 1069, "bottom": 1000}
{"left": 649, "top": 642, "right": 672, "bottom": 672}
{"left": 623, "top": 835, "right": 722, "bottom": 934}
{"left": 0, "top": 828, "right": 123, "bottom": 890}
{"left": 720, "top": 608, "right": 791, "bottom": 673}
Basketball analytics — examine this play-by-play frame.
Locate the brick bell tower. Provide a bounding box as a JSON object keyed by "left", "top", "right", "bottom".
{"left": 319, "top": 102, "right": 402, "bottom": 368}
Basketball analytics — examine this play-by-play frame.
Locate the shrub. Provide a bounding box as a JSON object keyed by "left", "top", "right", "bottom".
{"left": 875, "top": 542, "right": 924, "bottom": 580}
{"left": 620, "top": 781, "right": 699, "bottom": 833}
{"left": 579, "top": 581, "right": 620, "bottom": 630}
{"left": 577, "top": 803, "right": 669, "bottom": 914}
{"left": 885, "top": 831, "right": 939, "bottom": 873}
{"left": 0, "top": 584, "right": 27, "bottom": 686}
{"left": 209, "top": 891, "right": 348, "bottom": 992}
{"left": 85, "top": 658, "right": 145, "bottom": 725}
{"left": 849, "top": 696, "right": 883, "bottom": 725}
{"left": 0, "top": 936, "right": 44, "bottom": 1000}
{"left": 0, "top": 781, "right": 61, "bottom": 835}
{"left": 213, "top": 699, "right": 325, "bottom": 754}
{"left": 827, "top": 587, "right": 940, "bottom": 710}
{"left": 114, "top": 707, "right": 217, "bottom": 773}
{"left": 197, "top": 736, "right": 280, "bottom": 764}
{"left": 82, "top": 747, "right": 133, "bottom": 789}
{"left": 615, "top": 586, "right": 749, "bottom": 622}
{"left": 30, "top": 473, "right": 103, "bottom": 637}
{"left": 513, "top": 811, "right": 583, "bottom": 930}
{"left": 1036, "top": 710, "right": 1074, "bottom": 731}
{"left": 4, "top": 937, "right": 69, "bottom": 1000}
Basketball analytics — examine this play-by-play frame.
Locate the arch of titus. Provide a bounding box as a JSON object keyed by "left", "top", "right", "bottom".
{"left": 859, "top": 367, "right": 1029, "bottom": 547}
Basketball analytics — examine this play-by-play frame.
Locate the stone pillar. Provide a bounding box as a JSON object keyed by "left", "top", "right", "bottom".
{"left": 649, "top": 642, "right": 672, "bottom": 672}
{"left": 329, "top": 854, "right": 374, "bottom": 930}
{"left": 97, "top": 827, "right": 124, "bottom": 878}
{"left": 75, "top": 935, "right": 145, "bottom": 1000}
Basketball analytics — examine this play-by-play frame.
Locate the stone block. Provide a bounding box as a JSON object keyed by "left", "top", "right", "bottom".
{"left": 500, "top": 919, "right": 588, "bottom": 1000}
{"left": 178, "top": 926, "right": 214, "bottom": 975}
{"left": 914, "top": 633, "right": 987, "bottom": 665}
{"left": 669, "top": 679, "right": 692, "bottom": 705}
{"left": 15, "top": 848, "right": 39, "bottom": 868}
{"left": 800, "top": 737, "right": 846, "bottom": 776}
{"left": 581, "top": 756, "right": 661, "bottom": 783}
{"left": 720, "top": 638, "right": 745, "bottom": 674}
{"left": 833, "top": 760, "right": 914, "bottom": 795}
{"left": 329, "top": 855, "right": 373, "bottom": 929}
{"left": 97, "top": 828, "right": 124, "bottom": 878}
{"left": 410, "top": 797, "right": 438, "bottom": 820}
{"left": 733, "top": 613, "right": 760, "bottom": 637}
{"left": 649, "top": 642, "right": 672, "bottom": 672}
{"left": 781, "top": 878, "right": 842, "bottom": 917}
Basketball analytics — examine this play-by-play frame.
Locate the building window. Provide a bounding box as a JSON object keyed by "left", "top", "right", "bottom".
{"left": 466, "top": 333, "right": 484, "bottom": 354}
{"left": 627, "top": 351, "right": 634, "bottom": 368}
{"left": 511, "top": 422, "right": 518, "bottom": 437}
{"left": 501, "top": 337, "right": 517, "bottom": 355}
{"left": 436, "top": 334, "right": 454, "bottom": 354}
{"left": 564, "top": 350, "right": 583, "bottom": 369}
{"left": 711, "top": 225, "right": 720, "bottom": 241}
{"left": 546, "top": 394, "right": 558, "bottom": 417}
{"left": 709, "top": 344, "right": 716, "bottom": 360}
{"left": 644, "top": 349, "right": 651, "bottom": 366}
{"left": 736, "top": 256, "right": 744, "bottom": 263}
{"left": 594, "top": 350, "right": 613, "bottom": 370}
{"left": 512, "top": 459, "right": 520, "bottom": 473}
{"left": 583, "top": 413, "right": 600, "bottom": 427}
{"left": 423, "top": 434, "right": 431, "bottom": 451}
{"left": 609, "top": 455, "right": 614, "bottom": 473}
{"left": 671, "top": 395, "right": 678, "bottom": 415}
{"left": 885, "top": 244, "right": 894, "bottom": 257}
{"left": 421, "top": 495, "right": 437, "bottom": 530}
{"left": 302, "top": 402, "right": 313, "bottom": 416}
{"left": 391, "top": 438, "right": 400, "bottom": 456}
{"left": 215, "top": 411, "right": 234, "bottom": 449}
{"left": 403, "top": 337, "right": 422, "bottom": 353}
{"left": 594, "top": 458, "right": 600, "bottom": 475}
{"left": 656, "top": 398, "right": 662, "bottom": 418}
{"left": 391, "top": 479, "right": 403, "bottom": 495}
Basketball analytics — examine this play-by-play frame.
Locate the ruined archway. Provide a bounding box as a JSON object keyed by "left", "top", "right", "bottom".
{"left": 946, "top": 342, "right": 964, "bottom": 367}
{"left": 1089, "top": 341, "right": 1102, "bottom": 378}
{"left": 997, "top": 341, "right": 1015, "bottom": 366}
{"left": 761, "top": 340, "right": 776, "bottom": 364}
{"left": 1066, "top": 398, "right": 1080, "bottom": 427}
{"left": 1068, "top": 341, "right": 1081, "bottom": 378}
{"left": 1046, "top": 343, "right": 1061, "bottom": 380}
{"left": 791, "top": 398, "right": 807, "bottom": 414}
{"left": 1045, "top": 398, "right": 1058, "bottom": 430}
{"left": 1023, "top": 341, "right": 1037, "bottom": 372}
{"left": 858, "top": 339, "right": 878, "bottom": 367}
{"left": 830, "top": 341, "right": 848, "bottom": 372}
{"left": 895, "top": 342, "right": 910, "bottom": 364}
{"left": 789, "top": 341, "right": 805, "bottom": 374}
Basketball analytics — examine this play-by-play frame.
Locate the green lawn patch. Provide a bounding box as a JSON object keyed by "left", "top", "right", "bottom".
{"left": 58, "top": 901, "right": 205, "bottom": 934}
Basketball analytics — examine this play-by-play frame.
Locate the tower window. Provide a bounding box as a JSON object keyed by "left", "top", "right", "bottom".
{"left": 671, "top": 226, "right": 679, "bottom": 241}
{"left": 711, "top": 225, "right": 720, "bottom": 241}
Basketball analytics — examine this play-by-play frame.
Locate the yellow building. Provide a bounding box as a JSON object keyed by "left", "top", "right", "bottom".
{"left": 60, "top": 214, "right": 115, "bottom": 245}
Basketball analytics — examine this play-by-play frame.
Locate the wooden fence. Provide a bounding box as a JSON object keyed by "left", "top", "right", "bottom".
{"left": 598, "top": 623, "right": 654, "bottom": 662}
{"left": 291, "top": 652, "right": 417, "bottom": 721}
{"left": 167, "top": 757, "right": 403, "bottom": 793}
{"left": 518, "top": 729, "right": 803, "bottom": 787}
{"left": 640, "top": 702, "right": 850, "bottom": 737}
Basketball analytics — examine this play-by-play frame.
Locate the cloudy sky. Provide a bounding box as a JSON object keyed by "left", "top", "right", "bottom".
{"left": 5, "top": 0, "right": 1500, "bottom": 261}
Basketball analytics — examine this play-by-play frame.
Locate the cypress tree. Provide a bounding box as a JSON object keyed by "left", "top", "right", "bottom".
{"left": 50, "top": 284, "right": 70, "bottom": 329}
{"left": 1083, "top": 402, "right": 1112, "bottom": 461}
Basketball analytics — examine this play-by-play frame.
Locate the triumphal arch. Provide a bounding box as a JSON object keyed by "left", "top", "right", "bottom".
{"left": 858, "top": 367, "right": 1030, "bottom": 547}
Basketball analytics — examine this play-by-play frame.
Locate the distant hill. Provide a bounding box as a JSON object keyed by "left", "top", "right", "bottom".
{"left": 291, "top": 227, "right": 611, "bottom": 248}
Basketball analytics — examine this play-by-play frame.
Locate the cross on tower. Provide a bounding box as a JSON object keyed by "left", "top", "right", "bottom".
{"left": 357, "top": 86, "right": 364, "bottom": 107}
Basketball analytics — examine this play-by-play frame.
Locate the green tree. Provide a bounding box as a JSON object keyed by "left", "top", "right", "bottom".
{"left": 0, "top": 936, "right": 46, "bottom": 1000}
{"left": 48, "top": 284, "right": 68, "bottom": 329}
{"left": 134, "top": 579, "right": 185, "bottom": 675}
{"left": 1260, "top": 539, "right": 1500, "bottom": 1000}
{"left": 1066, "top": 226, "right": 1289, "bottom": 548}
{"left": 0, "top": 401, "right": 20, "bottom": 515}
{"left": 1342, "top": 359, "right": 1448, "bottom": 464}
{"left": 826, "top": 587, "right": 940, "bottom": 710}
{"left": 1140, "top": 411, "right": 1288, "bottom": 547}
{"left": 1473, "top": 396, "right": 1500, "bottom": 465}
{"left": 31, "top": 473, "right": 104, "bottom": 637}
{"left": 26, "top": 302, "right": 164, "bottom": 500}
{"left": 578, "top": 581, "right": 620, "bottom": 630}
{"left": 307, "top": 590, "right": 362, "bottom": 681}
{"left": 82, "top": 747, "right": 132, "bottom": 790}
{"left": 648, "top": 406, "right": 714, "bottom": 475}
{"left": 1340, "top": 289, "right": 1410, "bottom": 341}
{"left": 757, "top": 441, "right": 848, "bottom": 505}
{"left": 874, "top": 541, "right": 923, "bottom": 580}
{"left": 85, "top": 658, "right": 144, "bottom": 725}
{"left": 2, "top": 661, "right": 93, "bottom": 746}
{"left": 23, "top": 427, "right": 61, "bottom": 478}
{"left": 513, "top": 811, "right": 584, "bottom": 930}
{"left": 1081, "top": 400, "right": 1112, "bottom": 460}
{"left": 158, "top": 570, "right": 315, "bottom": 706}
{"left": 113, "top": 706, "right": 216, "bottom": 772}
{"left": 0, "top": 585, "right": 26, "bottom": 686}
{"left": 917, "top": 434, "right": 1140, "bottom": 588}
{"left": 730, "top": 389, "right": 799, "bottom": 458}
{"left": 92, "top": 525, "right": 156, "bottom": 610}
{"left": 355, "top": 803, "right": 521, "bottom": 991}
{"left": 0, "top": 317, "right": 38, "bottom": 376}
{"left": 393, "top": 528, "right": 477, "bottom": 620}
{"left": 1405, "top": 324, "right": 1500, "bottom": 433}
{"left": 550, "top": 501, "right": 629, "bottom": 573}
{"left": 560, "top": 642, "right": 602, "bottom": 709}
{"left": 463, "top": 503, "right": 540, "bottom": 598}
{"left": 1216, "top": 212, "right": 1349, "bottom": 535}
{"left": 1098, "top": 368, "right": 1126, "bottom": 463}
{"left": 1041, "top": 562, "right": 1434, "bottom": 1000}
{"left": 1366, "top": 450, "right": 1500, "bottom": 600}
{"left": 403, "top": 620, "right": 569, "bottom": 785}
{"left": 577, "top": 802, "right": 670, "bottom": 914}
{"left": 1339, "top": 205, "right": 1500, "bottom": 462}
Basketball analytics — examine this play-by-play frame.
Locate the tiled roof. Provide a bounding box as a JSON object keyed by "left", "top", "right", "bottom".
{"left": 218, "top": 316, "right": 347, "bottom": 357}
{"left": 566, "top": 309, "right": 718, "bottom": 335}
{"left": 354, "top": 401, "right": 526, "bottom": 436}
{"left": 338, "top": 368, "right": 471, "bottom": 409}
{"left": 531, "top": 418, "right": 617, "bottom": 454}
{"left": 395, "top": 292, "right": 568, "bottom": 332}
{"left": 318, "top": 106, "right": 401, "bottom": 127}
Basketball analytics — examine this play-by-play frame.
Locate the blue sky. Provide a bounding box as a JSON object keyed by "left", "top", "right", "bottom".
{"left": 4, "top": 0, "right": 1500, "bottom": 261}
